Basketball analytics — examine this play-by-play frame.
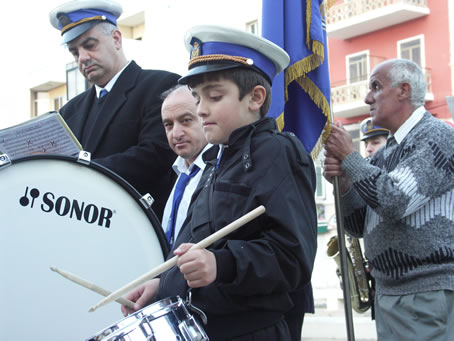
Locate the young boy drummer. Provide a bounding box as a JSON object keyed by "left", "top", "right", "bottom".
{"left": 122, "top": 25, "right": 318, "bottom": 340}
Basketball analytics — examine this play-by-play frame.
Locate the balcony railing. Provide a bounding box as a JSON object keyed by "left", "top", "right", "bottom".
{"left": 331, "top": 67, "right": 433, "bottom": 118}
{"left": 327, "top": 0, "right": 430, "bottom": 40}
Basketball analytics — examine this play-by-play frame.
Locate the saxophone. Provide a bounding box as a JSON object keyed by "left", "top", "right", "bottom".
{"left": 326, "top": 234, "right": 372, "bottom": 313}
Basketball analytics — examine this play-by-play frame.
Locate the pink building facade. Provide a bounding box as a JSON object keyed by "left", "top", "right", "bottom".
{"left": 327, "top": 0, "right": 453, "bottom": 137}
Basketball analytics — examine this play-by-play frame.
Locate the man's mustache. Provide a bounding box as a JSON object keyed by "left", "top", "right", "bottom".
{"left": 81, "top": 61, "right": 97, "bottom": 72}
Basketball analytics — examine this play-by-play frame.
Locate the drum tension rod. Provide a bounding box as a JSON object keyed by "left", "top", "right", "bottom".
{"left": 185, "top": 289, "right": 208, "bottom": 325}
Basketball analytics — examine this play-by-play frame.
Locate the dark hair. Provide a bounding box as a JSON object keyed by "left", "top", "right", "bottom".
{"left": 186, "top": 67, "right": 272, "bottom": 117}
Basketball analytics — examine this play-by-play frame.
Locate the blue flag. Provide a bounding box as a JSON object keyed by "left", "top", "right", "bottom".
{"left": 262, "top": 0, "right": 331, "bottom": 158}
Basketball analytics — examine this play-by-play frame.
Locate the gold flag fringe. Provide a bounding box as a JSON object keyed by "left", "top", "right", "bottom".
{"left": 275, "top": 112, "right": 285, "bottom": 132}
{"left": 306, "top": 0, "right": 312, "bottom": 49}
{"left": 284, "top": 52, "right": 323, "bottom": 100}
{"left": 275, "top": 0, "right": 332, "bottom": 160}
{"left": 281, "top": 53, "right": 331, "bottom": 160}
{"left": 296, "top": 76, "right": 332, "bottom": 160}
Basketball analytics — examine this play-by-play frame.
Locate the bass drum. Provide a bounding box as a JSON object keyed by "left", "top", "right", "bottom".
{"left": 0, "top": 155, "right": 169, "bottom": 341}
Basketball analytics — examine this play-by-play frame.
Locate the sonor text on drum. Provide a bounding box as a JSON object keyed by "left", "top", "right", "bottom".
{"left": 19, "top": 186, "right": 114, "bottom": 228}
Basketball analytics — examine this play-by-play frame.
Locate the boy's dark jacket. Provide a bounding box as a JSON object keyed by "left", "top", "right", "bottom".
{"left": 157, "top": 117, "right": 318, "bottom": 340}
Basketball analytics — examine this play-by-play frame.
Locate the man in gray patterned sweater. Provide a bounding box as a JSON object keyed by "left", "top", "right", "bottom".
{"left": 324, "top": 58, "right": 454, "bottom": 341}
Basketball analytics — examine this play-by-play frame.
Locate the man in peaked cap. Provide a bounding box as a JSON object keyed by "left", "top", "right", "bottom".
{"left": 49, "top": 0, "right": 180, "bottom": 220}
{"left": 122, "top": 25, "right": 318, "bottom": 341}
{"left": 360, "top": 118, "right": 389, "bottom": 159}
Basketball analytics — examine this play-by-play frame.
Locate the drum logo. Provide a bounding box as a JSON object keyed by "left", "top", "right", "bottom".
{"left": 19, "top": 186, "right": 114, "bottom": 228}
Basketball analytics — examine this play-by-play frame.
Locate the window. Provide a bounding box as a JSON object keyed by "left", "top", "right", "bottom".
{"left": 346, "top": 123, "right": 361, "bottom": 153}
{"left": 314, "top": 155, "right": 326, "bottom": 200}
{"left": 398, "top": 35, "right": 424, "bottom": 67}
{"left": 66, "top": 62, "right": 89, "bottom": 100}
{"left": 347, "top": 52, "right": 368, "bottom": 83}
{"left": 315, "top": 165, "right": 325, "bottom": 199}
{"left": 32, "top": 91, "right": 50, "bottom": 117}
{"left": 246, "top": 20, "right": 259, "bottom": 35}
{"left": 53, "top": 96, "right": 64, "bottom": 111}
{"left": 400, "top": 39, "right": 421, "bottom": 66}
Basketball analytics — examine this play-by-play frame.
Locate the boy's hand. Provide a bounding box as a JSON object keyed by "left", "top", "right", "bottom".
{"left": 174, "top": 243, "right": 217, "bottom": 288}
{"left": 121, "top": 278, "right": 160, "bottom": 317}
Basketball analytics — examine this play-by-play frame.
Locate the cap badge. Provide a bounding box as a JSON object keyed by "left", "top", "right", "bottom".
{"left": 190, "top": 38, "right": 201, "bottom": 60}
{"left": 57, "top": 13, "right": 72, "bottom": 28}
{"left": 366, "top": 119, "right": 374, "bottom": 132}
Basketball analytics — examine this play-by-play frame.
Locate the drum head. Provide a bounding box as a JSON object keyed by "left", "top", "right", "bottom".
{"left": 0, "top": 155, "right": 169, "bottom": 341}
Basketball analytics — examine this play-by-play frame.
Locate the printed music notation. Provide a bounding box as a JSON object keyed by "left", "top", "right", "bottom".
{"left": 0, "top": 111, "right": 82, "bottom": 160}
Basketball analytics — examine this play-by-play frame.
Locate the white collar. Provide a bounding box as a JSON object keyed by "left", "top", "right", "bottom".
{"left": 390, "top": 106, "right": 426, "bottom": 144}
{"left": 95, "top": 61, "right": 131, "bottom": 98}
{"left": 172, "top": 143, "right": 213, "bottom": 176}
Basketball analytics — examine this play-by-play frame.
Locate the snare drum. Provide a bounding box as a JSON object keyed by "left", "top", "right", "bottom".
{"left": 86, "top": 296, "right": 209, "bottom": 341}
{"left": 0, "top": 155, "right": 169, "bottom": 341}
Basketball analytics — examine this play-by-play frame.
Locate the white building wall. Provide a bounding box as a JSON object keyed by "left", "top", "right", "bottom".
{"left": 0, "top": 0, "right": 262, "bottom": 129}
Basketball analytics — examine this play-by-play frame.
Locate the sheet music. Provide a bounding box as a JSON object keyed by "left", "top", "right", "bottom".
{"left": 0, "top": 112, "right": 82, "bottom": 160}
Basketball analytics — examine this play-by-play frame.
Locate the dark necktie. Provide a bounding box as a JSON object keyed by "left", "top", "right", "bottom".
{"left": 386, "top": 136, "right": 396, "bottom": 148}
{"left": 166, "top": 165, "right": 200, "bottom": 248}
{"left": 99, "top": 89, "right": 108, "bottom": 98}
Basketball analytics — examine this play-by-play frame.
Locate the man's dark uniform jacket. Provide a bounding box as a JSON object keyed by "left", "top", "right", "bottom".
{"left": 60, "top": 61, "right": 180, "bottom": 220}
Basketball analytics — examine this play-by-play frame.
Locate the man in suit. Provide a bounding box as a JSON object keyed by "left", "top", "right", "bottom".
{"left": 159, "top": 85, "right": 211, "bottom": 249}
{"left": 49, "top": 0, "right": 180, "bottom": 219}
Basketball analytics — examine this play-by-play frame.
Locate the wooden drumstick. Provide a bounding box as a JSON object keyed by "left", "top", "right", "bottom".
{"left": 50, "top": 266, "right": 135, "bottom": 309}
{"left": 89, "top": 205, "right": 266, "bottom": 312}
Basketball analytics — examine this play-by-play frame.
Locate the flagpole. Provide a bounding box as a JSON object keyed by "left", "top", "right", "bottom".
{"left": 333, "top": 178, "right": 356, "bottom": 341}
{"left": 330, "top": 109, "right": 356, "bottom": 341}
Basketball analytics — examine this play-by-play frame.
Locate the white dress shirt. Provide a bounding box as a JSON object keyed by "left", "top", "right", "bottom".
{"left": 390, "top": 106, "right": 426, "bottom": 144}
{"left": 161, "top": 144, "right": 212, "bottom": 239}
{"left": 94, "top": 61, "right": 131, "bottom": 98}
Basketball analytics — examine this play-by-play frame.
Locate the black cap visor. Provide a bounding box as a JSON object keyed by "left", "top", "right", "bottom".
{"left": 178, "top": 62, "right": 241, "bottom": 85}
{"left": 361, "top": 130, "right": 389, "bottom": 141}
